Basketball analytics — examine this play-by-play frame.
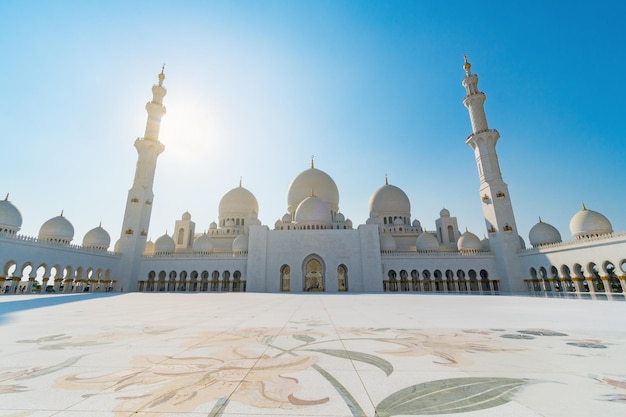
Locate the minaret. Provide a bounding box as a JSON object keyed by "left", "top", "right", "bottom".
{"left": 462, "top": 56, "right": 523, "bottom": 292}
{"left": 117, "top": 67, "right": 167, "bottom": 291}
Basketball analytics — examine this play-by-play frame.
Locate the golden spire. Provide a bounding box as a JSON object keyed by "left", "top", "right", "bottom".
{"left": 582, "top": 202, "right": 587, "bottom": 211}
{"left": 99, "top": 221, "right": 102, "bottom": 228}
{"left": 311, "top": 155, "right": 315, "bottom": 169}
{"left": 463, "top": 54, "right": 472, "bottom": 72}
{"left": 385, "top": 174, "right": 388, "bottom": 185}
{"left": 60, "top": 209, "right": 64, "bottom": 217}
{"left": 239, "top": 177, "right": 242, "bottom": 187}
{"left": 158, "top": 64, "right": 165, "bottom": 86}
{"left": 4, "top": 193, "right": 8, "bottom": 201}
{"left": 539, "top": 216, "right": 543, "bottom": 223}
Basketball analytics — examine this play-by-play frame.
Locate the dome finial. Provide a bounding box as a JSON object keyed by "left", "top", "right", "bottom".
{"left": 99, "top": 221, "right": 102, "bottom": 228}
{"left": 239, "top": 177, "right": 242, "bottom": 187}
{"left": 539, "top": 216, "right": 543, "bottom": 223}
{"left": 4, "top": 193, "right": 8, "bottom": 201}
{"left": 385, "top": 173, "right": 388, "bottom": 185}
{"left": 463, "top": 54, "right": 472, "bottom": 73}
{"left": 60, "top": 209, "right": 64, "bottom": 217}
{"left": 158, "top": 64, "right": 165, "bottom": 86}
{"left": 311, "top": 155, "right": 315, "bottom": 169}
{"left": 582, "top": 202, "right": 587, "bottom": 211}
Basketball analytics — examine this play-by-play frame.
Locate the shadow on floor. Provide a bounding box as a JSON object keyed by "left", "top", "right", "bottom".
{"left": 0, "top": 293, "right": 123, "bottom": 323}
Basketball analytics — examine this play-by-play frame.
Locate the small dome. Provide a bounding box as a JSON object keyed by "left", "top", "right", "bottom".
{"left": 335, "top": 212, "right": 345, "bottom": 222}
{"left": 282, "top": 213, "right": 292, "bottom": 223}
{"left": 440, "top": 208, "right": 450, "bottom": 217}
{"left": 412, "top": 219, "right": 421, "bottom": 228}
{"left": 346, "top": 219, "right": 353, "bottom": 228}
{"left": 368, "top": 183, "right": 410, "bottom": 218}
{"left": 294, "top": 195, "right": 332, "bottom": 226}
{"left": 518, "top": 235, "right": 526, "bottom": 250}
{"left": 82, "top": 225, "right": 111, "bottom": 250}
{"left": 287, "top": 166, "right": 339, "bottom": 215}
{"left": 0, "top": 197, "right": 22, "bottom": 234}
{"left": 480, "top": 236, "right": 490, "bottom": 252}
{"left": 232, "top": 233, "right": 249, "bottom": 253}
{"left": 416, "top": 232, "right": 439, "bottom": 252}
{"left": 219, "top": 185, "right": 259, "bottom": 219}
{"left": 529, "top": 218, "right": 562, "bottom": 247}
{"left": 457, "top": 229, "right": 482, "bottom": 252}
{"left": 569, "top": 205, "right": 613, "bottom": 239}
{"left": 274, "top": 219, "right": 283, "bottom": 229}
{"left": 182, "top": 211, "right": 191, "bottom": 221}
{"left": 393, "top": 217, "right": 404, "bottom": 226}
{"left": 193, "top": 234, "right": 214, "bottom": 253}
{"left": 114, "top": 238, "right": 122, "bottom": 253}
{"left": 380, "top": 233, "right": 397, "bottom": 252}
{"left": 39, "top": 213, "right": 74, "bottom": 244}
{"left": 154, "top": 233, "right": 175, "bottom": 254}
{"left": 209, "top": 221, "right": 217, "bottom": 230}
{"left": 225, "top": 219, "right": 235, "bottom": 227}
{"left": 144, "top": 239, "right": 154, "bottom": 255}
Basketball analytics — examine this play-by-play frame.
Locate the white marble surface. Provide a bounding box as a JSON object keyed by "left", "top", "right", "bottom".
{"left": 0, "top": 293, "right": 625, "bottom": 416}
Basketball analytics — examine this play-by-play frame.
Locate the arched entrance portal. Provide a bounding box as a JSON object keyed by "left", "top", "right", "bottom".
{"left": 303, "top": 256, "right": 325, "bottom": 292}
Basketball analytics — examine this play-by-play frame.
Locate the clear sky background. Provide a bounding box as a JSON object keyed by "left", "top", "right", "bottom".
{"left": 1, "top": 0, "right": 624, "bottom": 246}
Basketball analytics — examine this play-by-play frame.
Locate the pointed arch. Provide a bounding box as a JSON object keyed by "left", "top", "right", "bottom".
{"left": 337, "top": 264, "right": 348, "bottom": 292}
{"left": 302, "top": 254, "right": 325, "bottom": 292}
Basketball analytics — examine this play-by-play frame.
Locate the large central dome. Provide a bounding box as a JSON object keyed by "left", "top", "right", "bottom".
{"left": 368, "top": 183, "right": 410, "bottom": 218}
{"left": 219, "top": 185, "right": 259, "bottom": 219}
{"left": 287, "top": 164, "right": 339, "bottom": 215}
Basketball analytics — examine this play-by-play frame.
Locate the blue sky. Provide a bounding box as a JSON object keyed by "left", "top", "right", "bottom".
{"left": 1, "top": 0, "right": 624, "bottom": 245}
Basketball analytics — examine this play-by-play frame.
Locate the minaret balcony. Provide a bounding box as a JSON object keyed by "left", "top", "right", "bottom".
{"left": 465, "top": 128, "right": 499, "bottom": 142}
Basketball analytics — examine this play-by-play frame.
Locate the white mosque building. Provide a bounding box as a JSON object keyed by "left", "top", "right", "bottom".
{"left": 1, "top": 58, "right": 625, "bottom": 298}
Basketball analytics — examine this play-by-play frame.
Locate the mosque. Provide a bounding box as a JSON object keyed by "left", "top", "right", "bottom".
{"left": 1, "top": 58, "right": 625, "bottom": 297}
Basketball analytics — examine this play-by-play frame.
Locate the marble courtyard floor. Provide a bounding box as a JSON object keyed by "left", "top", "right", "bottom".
{"left": 0, "top": 293, "right": 625, "bottom": 417}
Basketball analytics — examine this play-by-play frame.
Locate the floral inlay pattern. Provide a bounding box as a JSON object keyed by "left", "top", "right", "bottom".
{"left": 0, "top": 325, "right": 622, "bottom": 416}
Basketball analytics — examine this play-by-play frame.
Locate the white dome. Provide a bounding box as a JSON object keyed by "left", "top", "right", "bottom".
{"left": 144, "top": 239, "right": 154, "bottom": 255}
{"left": 569, "top": 205, "right": 613, "bottom": 239}
{"left": 225, "top": 219, "right": 235, "bottom": 227}
{"left": 182, "top": 211, "right": 191, "bottom": 221}
{"left": 209, "top": 221, "right": 217, "bottom": 230}
{"left": 232, "top": 234, "right": 249, "bottom": 253}
{"left": 380, "top": 233, "right": 397, "bottom": 252}
{"left": 393, "top": 217, "right": 404, "bottom": 225}
{"left": 0, "top": 197, "right": 22, "bottom": 233}
{"left": 281, "top": 213, "right": 292, "bottom": 223}
{"left": 154, "top": 233, "right": 175, "bottom": 254}
{"left": 412, "top": 219, "right": 421, "bottom": 228}
{"left": 368, "top": 183, "right": 410, "bottom": 218}
{"left": 416, "top": 232, "right": 439, "bottom": 252}
{"left": 114, "top": 238, "right": 122, "bottom": 253}
{"left": 288, "top": 166, "right": 339, "bottom": 215}
{"left": 82, "top": 225, "right": 111, "bottom": 250}
{"left": 346, "top": 219, "right": 352, "bottom": 228}
{"left": 39, "top": 214, "right": 74, "bottom": 244}
{"left": 480, "top": 236, "right": 490, "bottom": 251}
{"left": 193, "top": 234, "right": 214, "bottom": 253}
{"left": 529, "top": 219, "right": 562, "bottom": 247}
{"left": 336, "top": 212, "right": 345, "bottom": 222}
{"left": 440, "top": 208, "right": 450, "bottom": 217}
{"left": 294, "top": 195, "right": 332, "bottom": 226}
{"left": 457, "top": 229, "right": 482, "bottom": 252}
{"left": 219, "top": 185, "right": 259, "bottom": 218}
